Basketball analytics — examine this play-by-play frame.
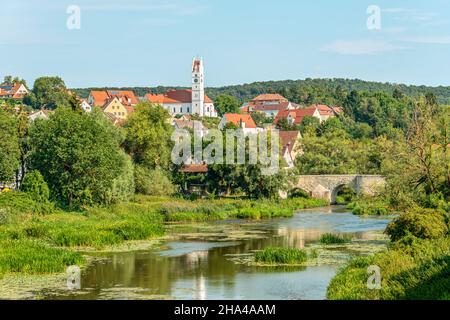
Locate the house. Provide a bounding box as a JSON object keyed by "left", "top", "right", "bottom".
{"left": 306, "top": 104, "right": 342, "bottom": 122}
{"left": 179, "top": 164, "right": 209, "bottom": 196}
{"left": 80, "top": 99, "right": 92, "bottom": 112}
{"left": 28, "top": 109, "right": 52, "bottom": 121}
{"left": 218, "top": 113, "right": 259, "bottom": 134}
{"left": 279, "top": 131, "right": 302, "bottom": 168}
{"left": 144, "top": 57, "right": 218, "bottom": 117}
{"left": 274, "top": 108, "right": 321, "bottom": 126}
{"left": 241, "top": 93, "right": 296, "bottom": 118}
{"left": 0, "top": 83, "right": 29, "bottom": 99}
{"left": 88, "top": 90, "right": 139, "bottom": 107}
{"left": 102, "top": 96, "right": 133, "bottom": 120}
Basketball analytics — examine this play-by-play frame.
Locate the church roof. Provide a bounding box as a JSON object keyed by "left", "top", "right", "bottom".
{"left": 145, "top": 89, "right": 213, "bottom": 104}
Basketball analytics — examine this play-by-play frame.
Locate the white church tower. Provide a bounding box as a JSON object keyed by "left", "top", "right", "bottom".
{"left": 191, "top": 57, "right": 205, "bottom": 116}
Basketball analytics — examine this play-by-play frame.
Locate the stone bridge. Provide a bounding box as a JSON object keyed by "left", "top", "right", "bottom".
{"left": 288, "top": 175, "right": 386, "bottom": 204}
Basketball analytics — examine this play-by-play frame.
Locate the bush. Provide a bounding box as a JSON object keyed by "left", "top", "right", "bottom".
{"left": 320, "top": 233, "right": 352, "bottom": 244}
{"left": 20, "top": 170, "right": 50, "bottom": 203}
{"left": 134, "top": 166, "right": 176, "bottom": 196}
{"left": 255, "top": 247, "right": 307, "bottom": 264}
{"left": 105, "top": 153, "right": 135, "bottom": 204}
{"left": 327, "top": 237, "right": 450, "bottom": 300}
{"left": 385, "top": 208, "right": 449, "bottom": 242}
{"left": 349, "top": 200, "right": 390, "bottom": 215}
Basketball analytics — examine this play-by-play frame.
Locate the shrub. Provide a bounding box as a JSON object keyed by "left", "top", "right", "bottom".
{"left": 255, "top": 247, "right": 307, "bottom": 264}
{"left": 385, "top": 208, "right": 449, "bottom": 242}
{"left": 20, "top": 170, "right": 50, "bottom": 203}
{"left": 134, "top": 166, "right": 176, "bottom": 196}
{"left": 320, "top": 233, "right": 352, "bottom": 244}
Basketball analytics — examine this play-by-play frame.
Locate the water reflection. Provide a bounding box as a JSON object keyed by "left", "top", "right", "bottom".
{"left": 51, "top": 206, "right": 393, "bottom": 300}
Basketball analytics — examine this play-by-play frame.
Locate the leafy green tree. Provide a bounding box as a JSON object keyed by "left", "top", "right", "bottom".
{"left": 0, "top": 108, "right": 20, "bottom": 183}
{"left": 27, "top": 76, "right": 72, "bottom": 109}
{"left": 134, "top": 165, "right": 176, "bottom": 196}
{"left": 299, "top": 116, "right": 320, "bottom": 136}
{"left": 28, "top": 108, "right": 130, "bottom": 207}
{"left": 20, "top": 170, "right": 50, "bottom": 202}
{"left": 214, "top": 94, "right": 241, "bottom": 116}
{"left": 124, "top": 102, "right": 174, "bottom": 170}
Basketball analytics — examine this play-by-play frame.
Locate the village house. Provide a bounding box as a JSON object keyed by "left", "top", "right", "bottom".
{"left": 145, "top": 58, "right": 218, "bottom": 118}
{"left": 241, "top": 93, "right": 297, "bottom": 118}
{"left": 28, "top": 109, "right": 52, "bottom": 121}
{"left": 80, "top": 99, "right": 92, "bottom": 112}
{"left": 279, "top": 131, "right": 302, "bottom": 168}
{"left": 218, "top": 113, "right": 259, "bottom": 134}
{"left": 306, "top": 104, "right": 342, "bottom": 122}
{"left": 274, "top": 108, "right": 321, "bottom": 126}
{"left": 0, "top": 83, "right": 29, "bottom": 99}
{"left": 102, "top": 96, "right": 134, "bottom": 120}
{"left": 88, "top": 90, "right": 139, "bottom": 107}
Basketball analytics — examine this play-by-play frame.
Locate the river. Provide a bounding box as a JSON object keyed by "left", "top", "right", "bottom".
{"left": 49, "top": 206, "right": 393, "bottom": 300}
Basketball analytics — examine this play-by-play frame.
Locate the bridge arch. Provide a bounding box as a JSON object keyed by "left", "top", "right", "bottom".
{"left": 290, "top": 175, "right": 386, "bottom": 204}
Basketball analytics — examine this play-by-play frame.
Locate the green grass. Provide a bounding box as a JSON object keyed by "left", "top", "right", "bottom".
{"left": 0, "top": 239, "right": 84, "bottom": 275}
{"left": 254, "top": 247, "right": 308, "bottom": 264}
{"left": 347, "top": 200, "right": 390, "bottom": 216}
{"left": 327, "top": 237, "right": 450, "bottom": 300}
{"left": 320, "top": 233, "right": 352, "bottom": 244}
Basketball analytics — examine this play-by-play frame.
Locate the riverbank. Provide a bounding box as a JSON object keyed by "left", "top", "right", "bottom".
{"left": 0, "top": 192, "right": 328, "bottom": 280}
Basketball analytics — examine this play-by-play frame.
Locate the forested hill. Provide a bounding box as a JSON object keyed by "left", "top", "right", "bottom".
{"left": 72, "top": 78, "right": 450, "bottom": 105}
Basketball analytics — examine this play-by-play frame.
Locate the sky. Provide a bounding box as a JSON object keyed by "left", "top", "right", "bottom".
{"left": 1, "top": 0, "right": 450, "bottom": 88}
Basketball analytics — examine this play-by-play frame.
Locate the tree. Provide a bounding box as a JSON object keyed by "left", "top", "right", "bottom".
{"left": 27, "top": 76, "right": 72, "bottom": 109}
{"left": 214, "top": 94, "right": 241, "bottom": 116}
{"left": 123, "top": 102, "right": 174, "bottom": 170}
{"left": 0, "top": 108, "right": 20, "bottom": 183}
{"left": 28, "top": 107, "right": 131, "bottom": 207}
{"left": 299, "top": 116, "right": 320, "bottom": 136}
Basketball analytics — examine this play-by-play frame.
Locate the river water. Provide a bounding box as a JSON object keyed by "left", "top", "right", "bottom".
{"left": 52, "top": 206, "right": 393, "bottom": 300}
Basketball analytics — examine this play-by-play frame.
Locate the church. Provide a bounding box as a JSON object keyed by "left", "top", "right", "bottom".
{"left": 145, "top": 58, "right": 218, "bottom": 117}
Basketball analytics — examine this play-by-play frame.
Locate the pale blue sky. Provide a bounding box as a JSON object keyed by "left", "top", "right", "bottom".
{"left": 1, "top": 0, "right": 450, "bottom": 88}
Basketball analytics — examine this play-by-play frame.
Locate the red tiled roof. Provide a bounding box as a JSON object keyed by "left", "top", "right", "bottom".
{"left": 223, "top": 113, "right": 257, "bottom": 128}
{"left": 251, "top": 93, "right": 287, "bottom": 102}
{"left": 90, "top": 91, "right": 110, "bottom": 106}
{"left": 107, "top": 90, "right": 139, "bottom": 105}
{"left": 180, "top": 164, "right": 208, "bottom": 173}
{"left": 307, "top": 104, "right": 343, "bottom": 116}
{"left": 274, "top": 108, "right": 317, "bottom": 125}
{"left": 145, "top": 89, "right": 213, "bottom": 104}
{"left": 279, "top": 131, "right": 300, "bottom": 155}
{"left": 253, "top": 101, "right": 290, "bottom": 112}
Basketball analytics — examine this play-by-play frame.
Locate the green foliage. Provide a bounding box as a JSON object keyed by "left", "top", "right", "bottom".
{"left": 20, "top": 170, "right": 49, "bottom": 203}
{"left": 254, "top": 247, "right": 307, "bottom": 264}
{"left": 327, "top": 237, "right": 450, "bottom": 300}
{"left": 0, "top": 239, "right": 83, "bottom": 275}
{"left": 348, "top": 199, "right": 390, "bottom": 216}
{"left": 386, "top": 208, "right": 449, "bottom": 242}
{"left": 320, "top": 233, "right": 352, "bottom": 244}
{"left": 0, "top": 192, "right": 54, "bottom": 224}
{"left": 105, "top": 153, "right": 135, "bottom": 204}
{"left": 28, "top": 108, "right": 128, "bottom": 207}
{"left": 214, "top": 94, "right": 241, "bottom": 116}
{"left": 0, "top": 108, "right": 20, "bottom": 183}
{"left": 134, "top": 165, "right": 175, "bottom": 196}
{"left": 123, "top": 102, "right": 173, "bottom": 170}
{"left": 25, "top": 76, "right": 72, "bottom": 109}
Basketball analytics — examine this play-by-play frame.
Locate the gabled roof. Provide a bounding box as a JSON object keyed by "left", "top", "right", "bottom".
{"left": 223, "top": 113, "right": 257, "bottom": 128}
{"left": 145, "top": 89, "right": 213, "bottom": 104}
{"left": 279, "top": 131, "right": 301, "bottom": 155}
{"left": 251, "top": 93, "right": 287, "bottom": 102}
{"left": 307, "top": 104, "right": 342, "bottom": 116}
{"left": 106, "top": 90, "right": 139, "bottom": 105}
{"left": 90, "top": 91, "right": 110, "bottom": 106}
{"left": 253, "top": 101, "right": 291, "bottom": 112}
{"left": 274, "top": 108, "right": 318, "bottom": 125}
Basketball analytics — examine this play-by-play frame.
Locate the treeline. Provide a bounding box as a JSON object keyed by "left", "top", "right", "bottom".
{"left": 72, "top": 78, "right": 450, "bottom": 104}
